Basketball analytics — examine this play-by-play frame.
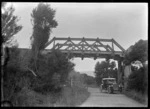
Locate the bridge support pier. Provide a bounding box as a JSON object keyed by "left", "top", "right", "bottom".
{"left": 117, "top": 59, "right": 123, "bottom": 84}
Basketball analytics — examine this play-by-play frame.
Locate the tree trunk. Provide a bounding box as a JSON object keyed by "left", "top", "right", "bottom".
{"left": 1, "top": 66, "right": 4, "bottom": 101}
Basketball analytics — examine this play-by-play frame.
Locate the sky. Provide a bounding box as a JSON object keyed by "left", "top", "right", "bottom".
{"left": 5, "top": 2, "right": 148, "bottom": 77}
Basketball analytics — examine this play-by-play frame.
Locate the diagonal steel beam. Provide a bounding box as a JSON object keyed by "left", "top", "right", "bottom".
{"left": 70, "top": 41, "right": 83, "bottom": 51}
{"left": 85, "top": 38, "right": 109, "bottom": 51}
{"left": 57, "top": 37, "right": 79, "bottom": 50}
{"left": 106, "top": 45, "right": 114, "bottom": 51}
{"left": 72, "top": 37, "right": 88, "bottom": 51}
{"left": 44, "top": 37, "right": 55, "bottom": 48}
{"left": 81, "top": 38, "right": 100, "bottom": 51}
{"left": 112, "top": 38, "right": 125, "bottom": 52}
{"left": 65, "top": 43, "right": 72, "bottom": 50}
{"left": 57, "top": 40, "right": 70, "bottom": 49}
{"left": 53, "top": 43, "right": 59, "bottom": 49}
{"left": 96, "top": 38, "right": 110, "bottom": 51}
{"left": 67, "top": 37, "right": 83, "bottom": 51}
{"left": 82, "top": 37, "right": 97, "bottom": 52}
{"left": 77, "top": 40, "right": 85, "bottom": 50}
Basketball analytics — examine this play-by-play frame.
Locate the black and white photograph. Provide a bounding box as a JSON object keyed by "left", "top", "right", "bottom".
{"left": 1, "top": 2, "right": 148, "bottom": 107}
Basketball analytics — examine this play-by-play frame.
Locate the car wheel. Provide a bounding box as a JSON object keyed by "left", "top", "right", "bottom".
{"left": 111, "top": 88, "right": 114, "bottom": 94}
{"left": 100, "top": 85, "right": 102, "bottom": 93}
{"left": 119, "top": 87, "right": 122, "bottom": 93}
{"left": 107, "top": 87, "right": 111, "bottom": 94}
{"left": 108, "top": 87, "right": 113, "bottom": 94}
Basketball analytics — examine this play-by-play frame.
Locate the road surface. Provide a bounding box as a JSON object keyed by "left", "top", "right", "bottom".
{"left": 80, "top": 87, "right": 147, "bottom": 107}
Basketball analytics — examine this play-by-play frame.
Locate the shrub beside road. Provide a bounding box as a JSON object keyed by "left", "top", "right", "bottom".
{"left": 54, "top": 86, "right": 90, "bottom": 106}
{"left": 12, "top": 86, "right": 90, "bottom": 106}
{"left": 123, "top": 90, "right": 148, "bottom": 105}
{"left": 123, "top": 39, "right": 148, "bottom": 106}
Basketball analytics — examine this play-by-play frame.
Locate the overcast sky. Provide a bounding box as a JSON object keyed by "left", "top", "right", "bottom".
{"left": 6, "top": 2, "right": 148, "bottom": 77}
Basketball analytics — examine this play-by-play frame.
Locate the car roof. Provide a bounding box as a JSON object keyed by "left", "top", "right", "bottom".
{"left": 102, "top": 78, "right": 116, "bottom": 80}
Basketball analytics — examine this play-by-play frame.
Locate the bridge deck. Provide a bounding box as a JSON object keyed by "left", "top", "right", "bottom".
{"left": 43, "top": 49, "right": 124, "bottom": 60}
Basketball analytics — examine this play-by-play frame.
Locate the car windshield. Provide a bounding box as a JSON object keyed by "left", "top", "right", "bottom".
{"left": 102, "top": 78, "right": 116, "bottom": 84}
{"left": 108, "top": 79, "right": 116, "bottom": 83}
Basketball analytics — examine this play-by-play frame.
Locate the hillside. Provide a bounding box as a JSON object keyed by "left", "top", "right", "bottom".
{"left": 80, "top": 71, "right": 95, "bottom": 77}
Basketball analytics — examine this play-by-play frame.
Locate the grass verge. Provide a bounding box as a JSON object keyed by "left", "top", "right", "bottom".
{"left": 12, "top": 87, "right": 54, "bottom": 106}
{"left": 12, "top": 86, "right": 90, "bottom": 107}
{"left": 123, "top": 90, "right": 148, "bottom": 105}
{"left": 54, "top": 86, "right": 90, "bottom": 107}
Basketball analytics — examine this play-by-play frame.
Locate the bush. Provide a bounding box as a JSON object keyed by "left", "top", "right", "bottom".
{"left": 3, "top": 66, "right": 34, "bottom": 104}
{"left": 124, "top": 90, "right": 148, "bottom": 105}
{"left": 3, "top": 47, "right": 38, "bottom": 105}
{"left": 3, "top": 48, "right": 75, "bottom": 106}
{"left": 29, "top": 50, "right": 74, "bottom": 94}
{"left": 127, "top": 66, "right": 147, "bottom": 94}
{"left": 55, "top": 86, "right": 90, "bottom": 106}
{"left": 3, "top": 48, "right": 22, "bottom": 101}
{"left": 13, "top": 87, "right": 53, "bottom": 106}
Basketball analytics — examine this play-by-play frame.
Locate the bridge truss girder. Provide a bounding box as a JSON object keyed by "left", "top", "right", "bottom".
{"left": 44, "top": 37, "right": 125, "bottom": 61}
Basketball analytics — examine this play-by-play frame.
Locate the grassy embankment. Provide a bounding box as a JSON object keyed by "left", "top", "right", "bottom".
{"left": 54, "top": 86, "right": 90, "bottom": 107}
{"left": 14, "top": 86, "right": 90, "bottom": 107}
{"left": 123, "top": 90, "right": 148, "bottom": 105}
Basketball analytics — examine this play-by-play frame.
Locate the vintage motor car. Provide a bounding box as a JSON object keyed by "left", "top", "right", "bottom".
{"left": 100, "top": 78, "right": 123, "bottom": 94}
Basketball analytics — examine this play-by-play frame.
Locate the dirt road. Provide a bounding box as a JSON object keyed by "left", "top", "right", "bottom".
{"left": 80, "top": 87, "right": 147, "bottom": 107}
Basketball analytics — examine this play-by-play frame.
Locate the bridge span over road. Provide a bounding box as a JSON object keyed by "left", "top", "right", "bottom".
{"left": 43, "top": 37, "right": 126, "bottom": 83}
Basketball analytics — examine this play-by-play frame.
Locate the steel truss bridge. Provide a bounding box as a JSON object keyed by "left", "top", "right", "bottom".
{"left": 43, "top": 37, "right": 125, "bottom": 60}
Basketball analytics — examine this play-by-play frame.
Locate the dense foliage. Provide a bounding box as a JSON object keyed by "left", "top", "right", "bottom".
{"left": 30, "top": 50, "right": 75, "bottom": 93}
{"left": 1, "top": 2, "right": 22, "bottom": 44}
{"left": 3, "top": 47, "right": 34, "bottom": 104}
{"left": 2, "top": 3, "right": 76, "bottom": 106}
{"left": 30, "top": 3, "right": 58, "bottom": 53}
{"left": 29, "top": 3, "right": 58, "bottom": 80}
{"left": 4, "top": 48, "right": 75, "bottom": 105}
{"left": 1, "top": 2, "right": 22, "bottom": 103}
{"left": 94, "top": 60, "right": 117, "bottom": 85}
{"left": 124, "top": 39, "right": 148, "bottom": 65}
{"left": 81, "top": 73, "right": 96, "bottom": 86}
{"left": 127, "top": 66, "right": 147, "bottom": 94}
{"left": 27, "top": 2, "right": 76, "bottom": 97}
{"left": 124, "top": 39, "right": 148, "bottom": 95}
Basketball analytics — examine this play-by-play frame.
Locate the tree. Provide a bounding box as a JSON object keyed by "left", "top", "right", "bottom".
{"left": 94, "top": 60, "right": 117, "bottom": 85}
{"left": 30, "top": 3, "right": 58, "bottom": 54}
{"left": 94, "top": 61, "right": 108, "bottom": 85}
{"left": 27, "top": 3, "right": 75, "bottom": 94}
{"left": 31, "top": 50, "right": 75, "bottom": 93}
{"left": 108, "top": 61, "right": 117, "bottom": 81}
{"left": 84, "top": 75, "right": 95, "bottom": 86}
{"left": 1, "top": 2, "right": 22, "bottom": 102}
{"left": 1, "top": 2, "right": 22, "bottom": 45}
{"left": 124, "top": 39, "right": 148, "bottom": 94}
{"left": 30, "top": 3, "right": 58, "bottom": 73}
{"left": 124, "top": 39, "right": 148, "bottom": 65}
{"left": 127, "top": 67, "right": 147, "bottom": 94}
